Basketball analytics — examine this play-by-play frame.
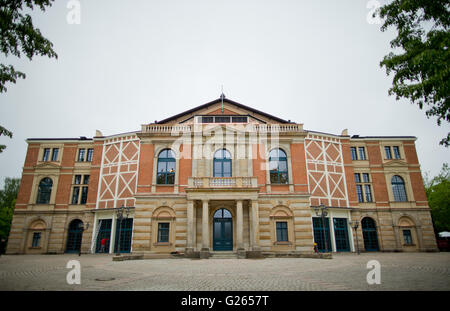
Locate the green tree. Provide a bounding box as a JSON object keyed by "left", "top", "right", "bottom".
{"left": 377, "top": 0, "right": 450, "bottom": 146}
{"left": 0, "top": 0, "right": 57, "bottom": 152}
{"left": 423, "top": 163, "right": 450, "bottom": 234}
{"left": 0, "top": 177, "right": 21, "bottom": 253}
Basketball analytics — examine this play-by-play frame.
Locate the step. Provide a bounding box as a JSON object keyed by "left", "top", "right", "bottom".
{"left": 210, "top": 252, "right": 237, "bottom": 259}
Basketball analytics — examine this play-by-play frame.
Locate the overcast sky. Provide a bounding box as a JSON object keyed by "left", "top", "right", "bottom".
{"left": 0, "top": 0, "right": 448, "bottom": 187}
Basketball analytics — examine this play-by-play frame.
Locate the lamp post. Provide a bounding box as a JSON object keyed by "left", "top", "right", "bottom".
{"left": 313, "top": 204, "right": 329, "bottom": 253}
{"left": 115, "top": 206, "right": 130, "bottom": 256}
{"left": 350, "top": 220, "right": 360, "bottom": 255}
{"left": 78, "top": 222, "right": 89, "bottom": 256}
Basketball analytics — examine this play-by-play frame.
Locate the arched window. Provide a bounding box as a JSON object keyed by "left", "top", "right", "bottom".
{"left": 213, "top": 149, "right": 232, "bottom": 177}
{"left": 391, "top": 175, "right": 407, "bottom": 202}
{"left": 269, "top": 149, "right": 288, "bottom": 184}
{"left": 36, "top": 177, "right": 53, "bottom": 204}
{"left": 157, "top": 149, "right": 176, "bottom": 185}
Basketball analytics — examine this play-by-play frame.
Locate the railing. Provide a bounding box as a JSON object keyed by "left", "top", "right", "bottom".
{"left": 141, "top": 124, "right": 192, "bottom": 133}
{"left": 188, "top": 177, "right": 258, "bottom": 188}
{"left": 141, "top": 123, "right": 303, "bottom": 134}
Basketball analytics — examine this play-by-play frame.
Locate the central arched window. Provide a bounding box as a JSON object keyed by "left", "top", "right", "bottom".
{"left": 213, "top": 149, "right": 232, "bottom": 177}
{"left": 392, "top": 175, "right": 407, "bottom": 202}
{"left": 36, "top": 177, "right": 53, "bottom": 204}
{"left": 269, "top": 149, "right": 288, "bottom": 184}
{"left": 157, "top": 149, "right": 176, "bottom": 185}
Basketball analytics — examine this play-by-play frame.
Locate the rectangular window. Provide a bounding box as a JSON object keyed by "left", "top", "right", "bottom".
{"left": 201, "top": 116, "right": 214, "bottom": 123}
{"left": 87, "top": 148, "right": 94, "bottom": 162}
{"left": 393, "top": 146, "right": 401, "bottom": 159}
{"left": 403, "top": 229, "right": 413, "bottom": 245}
{"left": 231, "top": 116, "right": 248, "bottom": 123}
{"left": 80, "top": 186, "right": 88, "bottom": 204}
{"left": 72, "top": 175, "right": 89, "bottom": 205}
{"left": 362, "top": 173, "right": 370, "bottom": 183}
{"left": 350, "top": 147, "right": 357, "bottom": 160}
{"left": 78, "top": 149, "right": 85, "bottom": 161}
{"left": 51, "top": 148, "right": 59, "bottom": 161}
{"left": 364, "top": 185, "right": 373, "bottom": 202}
{"left": 72, "top": 187, "right": 80, "bottom": 204}
{"left": 32, "top": 232, "right": 41, "bottom": 247}
{"left": 43, "top": 148, "right": 50, "bottom": 161}
{"left": 215, "top": 116, "right": 231, "bottom": 123}
{"left": 356, "top": 185, "right": 364, "bottom": 203}
{"left": 276, "top": 222, "right": 289, "bottom": 242}
{"left": 358, "top": 147, "right": 366, "bottom": 160}
{"left": 355, "top": 173, "right": 373, "bottom": 203}
{"left": 158, "top": 223, "right": 170, "bottom": 243}
{"left": 385, "top": 146, "right": 392, "bottom": 159}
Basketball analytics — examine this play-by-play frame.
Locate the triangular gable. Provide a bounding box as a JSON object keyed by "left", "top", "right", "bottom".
{"left": 152, "top": 97, "right": 293, "bottom": 125}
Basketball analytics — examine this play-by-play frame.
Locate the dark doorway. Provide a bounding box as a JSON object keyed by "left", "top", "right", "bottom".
{"left": 213, "top": 208, "right": 233, "bottom": 251}
{"left": 114, "top": 218, "right": 134, "bottom": 253}
{"left": 66, "top": 219, "right": 83, "bottom": 253}
{"left": 333, "top": 218, "right": 350, "bottom": 252}
{"left": 362, "top": 217, "right": 379, "bottom": 251}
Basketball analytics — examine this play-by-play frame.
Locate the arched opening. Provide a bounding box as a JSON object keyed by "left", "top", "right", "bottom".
{"left": 269, "top": 149, "right": 288, "bottom": 184}
{"left": 398, "top": 216, "right": 418, "bottom": 251}
{"left": 213, "top": 208, "right": 233, "bottom": 251}
{"left": 391, "top": 175, "right": 407, "bottom": 202}
{"left": 157, "top": 149, "right": 176, "bottom": 185}
{"left": 66, "top": 219, "right": 83, "bottom": 253}
{"left": 362, "top": 217, "right": 379, "bottom": 251}
{"left": 36, "top": 177, "right": 53, "bottom": 204}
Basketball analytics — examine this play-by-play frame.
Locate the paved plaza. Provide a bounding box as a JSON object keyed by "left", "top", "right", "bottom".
{"left": 0, "top": 252, "right": 449, "bottom": 291}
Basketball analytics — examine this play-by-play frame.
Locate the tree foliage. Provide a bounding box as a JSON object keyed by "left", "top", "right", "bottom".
{"left": 377, "top": 0, "right": 450, "bottom": 146}
{"left": 0, "top": 0, "right": 57, "bottom": 152}
{"left": 0, "top": 178, "right": 21, "bottom": 246}
{"left": 423, "top": 163, "right": 450, "bottom": 234}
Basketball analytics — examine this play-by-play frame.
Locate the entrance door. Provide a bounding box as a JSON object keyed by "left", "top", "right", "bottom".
{"left": 114, "top": 218, "right": 134, "bottom": 253}
{"left": 213, "top": 208, "right": 233, "bottom": 251}
{"left": 66, "top": 219, "right": 83, "bottom": 253}
{"left": 312, "top": 217, "right": 332, "bottom": 252}
{"left": 333, "top": 218, "right": 350, "bottom": 252}
{"left": 95, "top": 219, "right": 112, "bottom": 253}
{"left": 362, "top": 217, "right": 379, "bottom": 251}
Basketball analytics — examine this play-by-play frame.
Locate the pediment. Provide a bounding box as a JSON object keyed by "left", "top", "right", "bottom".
{"left": 150, "top": 97, "right": 293, "bottom": 126}
{"left": 34, "top": 162, "right": 61, "bottom": 170}
{"left": 383, "top": 159, "right": 408, "bottom": 167}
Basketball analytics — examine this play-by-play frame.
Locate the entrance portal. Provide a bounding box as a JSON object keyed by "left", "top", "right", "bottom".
{"left": 213, "top": 208, "right": 233, "bottom": 251}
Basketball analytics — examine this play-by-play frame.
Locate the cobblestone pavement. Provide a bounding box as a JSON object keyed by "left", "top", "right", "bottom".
{"left": 0, "top": 252, "right": 449, "bottom": 291}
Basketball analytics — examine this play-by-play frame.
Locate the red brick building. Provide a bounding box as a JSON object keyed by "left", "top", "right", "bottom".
{"left": 6, "top": 96, "right": 438, "bottom": 256}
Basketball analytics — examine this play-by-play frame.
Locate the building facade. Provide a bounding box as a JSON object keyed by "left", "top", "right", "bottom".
{"left": 6, "top": 96, "right": 438, "bottom": 256}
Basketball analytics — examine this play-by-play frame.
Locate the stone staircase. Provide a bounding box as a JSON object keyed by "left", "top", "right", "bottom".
{"left": 209, "top": 251, "right": 238, "bottom": 259}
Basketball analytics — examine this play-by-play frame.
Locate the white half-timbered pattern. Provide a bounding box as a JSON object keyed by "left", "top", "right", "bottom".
{"left": 305, "top": 133, "right": 349, "bottom": 208}
{"left": 97, "top": 134, "right": 140, "bottom": 209}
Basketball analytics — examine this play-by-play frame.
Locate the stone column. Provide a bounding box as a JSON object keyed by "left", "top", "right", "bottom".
{"left": 250, "top": 200, "right": 261, "bottom": 251}
{"left": 200, "top": 200, "right": 210, "bottom": 258}
{"left": 186, "top": 200, "right": 195, "bottom": 256}
{"left": 236, "top": 200, "right": 244, "bottom": 250}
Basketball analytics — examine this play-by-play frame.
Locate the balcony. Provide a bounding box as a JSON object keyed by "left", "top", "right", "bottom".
{"left": 187, "top": 177, "right": 258, "bottom": 189}
{"left": 141, "top": 123, "right": 304, "bottom": 134}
